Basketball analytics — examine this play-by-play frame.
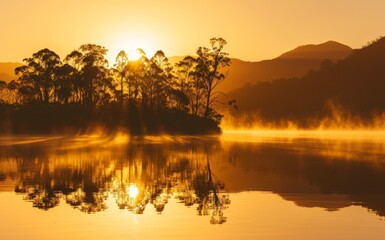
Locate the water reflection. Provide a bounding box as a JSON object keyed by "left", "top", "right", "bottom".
{"left": 1, "top": 132, "right": 385, "bottom": 221}
{"left": 0, "top": 136, "right": 230, "bottom": 223}
{"left": 221, "top": 131, "right": 385, "bottom": 217}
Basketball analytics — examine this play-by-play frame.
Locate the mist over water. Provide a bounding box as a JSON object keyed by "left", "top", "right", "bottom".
{"left": 221, "top": 101, "right": 385, "bottom": 131}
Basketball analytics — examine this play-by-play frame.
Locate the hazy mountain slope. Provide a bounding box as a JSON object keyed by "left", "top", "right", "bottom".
{"left": 219, "top": 41, "right": 352, "bottom": 92}
{"left": 0, "top": 62, "right": 22, "bottom": 82}
{"left": 224, "top": 37, "right": 385, "bottom": 125}
{"left": 0, "top": 73, "right": 13, "bottom": 82}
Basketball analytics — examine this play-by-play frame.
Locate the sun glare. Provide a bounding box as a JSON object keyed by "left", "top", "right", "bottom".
{"left": 128, "top": 184, "right": 139, "bottom": 199}
{"left": 127, "top": 49, "right": 141, "bottom": 61}
{"left": 107, "top": 34, "right": 157, "bottom": 65}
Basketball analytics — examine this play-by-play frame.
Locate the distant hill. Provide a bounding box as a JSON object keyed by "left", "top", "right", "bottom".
{"left": 220, "top": 41, "right": 352, "bottom": 92}
{"left": 170, "top": 41, "right": 352, "bottom": 93}
{"left": 0, "top": 62, "right": 22, "bottom": 82}
{"left": 223, "top": 37, "right": 385, "bottom": 127}
{"left": 277, "top": 41, "right": 352, "bottom": 60}
{"left": 0, "top": 73, "right": 13, "bottom": 82}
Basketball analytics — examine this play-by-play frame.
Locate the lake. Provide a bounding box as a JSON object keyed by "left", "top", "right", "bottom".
{"left": 1, "top": 130, "right": 385, "bottom": 239}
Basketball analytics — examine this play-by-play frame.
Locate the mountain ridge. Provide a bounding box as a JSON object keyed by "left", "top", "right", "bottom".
{"left": 222, "top": 36, "right": 385, "bottom": 127}
{"left": 218, "top": 40, "right": 352, "bottom": 92}
{"left": 1, "top": 41, "right": 353, "bottom": 93}
{"left": 277, "top": 41, "right": 352, "bottom": 60}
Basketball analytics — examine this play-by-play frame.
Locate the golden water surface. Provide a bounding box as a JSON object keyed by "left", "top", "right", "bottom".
{"left": 1, "top": 131, "right": 385, "bottom": 240}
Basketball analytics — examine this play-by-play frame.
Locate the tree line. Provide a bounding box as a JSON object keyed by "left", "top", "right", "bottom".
{"left": 0, "top": 38, "right": 232, "bottom": 134}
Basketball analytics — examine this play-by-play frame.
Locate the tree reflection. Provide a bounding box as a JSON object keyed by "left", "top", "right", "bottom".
{"left": 3, "top": 138, "right": 230, "bottom": 223}
{"left": 66, "top": 188, "right": 108, "bottom": 213}
{"left": 16, "top": 185, "right": 60, "bottom": 210}
{"left": 194, "top": 157, "right": 230, "bottom": 224}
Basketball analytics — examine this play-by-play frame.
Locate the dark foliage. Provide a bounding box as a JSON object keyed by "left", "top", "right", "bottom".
{"left": 0, "top": 38, "right": 230, "bottom": 135}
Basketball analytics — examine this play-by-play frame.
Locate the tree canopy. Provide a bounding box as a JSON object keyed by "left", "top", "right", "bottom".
{"left": 0, "top": 38, "right": 231, "bottom": 135}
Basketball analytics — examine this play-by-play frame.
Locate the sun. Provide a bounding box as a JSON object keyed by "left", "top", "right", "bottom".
{"left": 128, "top": 184, "right": 139, "bottom": 199}
{"left": 107, "top": 46, "right": 141, "bottom": 65}
{"left": 107, "top": 35, "right": 156, "bottom": 65}
{"left": 126, "top": 48, "right": 141, "bottom": 61}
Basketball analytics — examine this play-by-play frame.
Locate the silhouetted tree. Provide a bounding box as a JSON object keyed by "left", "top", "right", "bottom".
{"left": 175, "top": 56, "right": 205, "bottom": 115}
{"left": 150, "top": 50, "right": 173, "bottom": 110}
{"left": 168, "top": 89, "right": 189, "bottom": 111}
{"left": 196, "top": 38, "right": 230, "bottom": 119}
{"left": 134, "top": 49, "right": 151, "bottom": 107}
{"left": 64, "top": 50, "right": 84, "bottom": 104}
{"left": 64, "top": 44, "right": 114, "bottom": 109}
{"left": 5, "top": 80, "right": 19, "bottom": 103}
{"left": 0, "top": 80, "right": 6, "bottom": 103}
{"left": 3, "top": 38, "right": 230, "bottom": 134}
{"left": 113, "top": 50, "right": 129, "bottom": 106}
{"left": 15, "top": 48, "right": 61, "bottom": 103}
{"left": 55, "top": 64, "right": 77, "bottom": 104}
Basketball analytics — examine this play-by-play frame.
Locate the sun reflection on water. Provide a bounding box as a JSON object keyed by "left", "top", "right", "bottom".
{"left": 128, "top": 184, "right": 139, "bottom": 199}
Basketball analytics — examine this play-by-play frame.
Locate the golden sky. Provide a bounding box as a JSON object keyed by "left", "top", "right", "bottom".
{"left": 1, "top": 0, "right": 384, "bottom": 64}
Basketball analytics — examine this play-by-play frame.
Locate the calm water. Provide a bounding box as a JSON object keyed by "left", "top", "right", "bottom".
{"left": 1, "top": 131, "right": 385, "bottom": 240}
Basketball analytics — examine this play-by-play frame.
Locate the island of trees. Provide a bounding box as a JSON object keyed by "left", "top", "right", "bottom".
{"left": 0, "top": 38, "right": 232, "bottom": 135}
